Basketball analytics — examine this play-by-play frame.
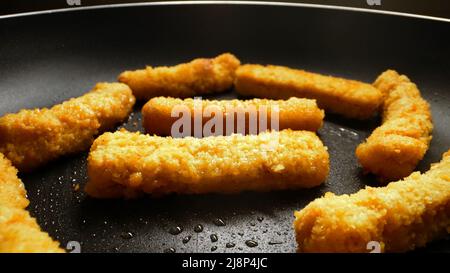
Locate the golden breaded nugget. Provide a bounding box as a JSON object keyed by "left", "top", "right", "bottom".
{"left": 0, "top": 153, "right": 28, "bottom": 209}
{"left": 356, "top": 70, "right": 433, "bottom": 181}
{"left": 294, "top": 150, "right": 450, "bottom": 253}
{"left": 0, "top": 206, "right": 64, "bottom": 253}
{"left": 0, "top": 83, "right": 136, "bottom": 171}
{"left": 142, "top": 97, "right": 324, "bottom": 136}
{"left": 85, "top": 129, "right": 329, "bottom": 198}
{"left": 118, "top": 53, "right": 241, "bottom": 100}
{"left": 235, "top": 64, "right": 382, "bottom": 119}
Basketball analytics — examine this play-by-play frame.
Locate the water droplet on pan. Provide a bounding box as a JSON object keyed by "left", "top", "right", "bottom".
{"left": 169, "top": 226, "right": 183, "bottom": 235}
{"left": 245, "top": 240, "right": 258, "bottom": 248}
{"left": 268, "top": 241, "right": 283, "bottom": 245}
{"left": 164, "top": 247, "right": 176, "bottom": 253}
{"left": 213, "top": 218, "right": 226, "bottom": 226}
{"left": 211, "top": 246, "right": 217, "bottom": 252}
{"left": 120, "top": 231, "right": 134, "bottom": 239}
{"left": 182, "top": 235, "right": 191, "bottom": 244}
{"left": 226, "top": 242, "right": 235, "bottom": 248}
{"left": 194, "top": 224, "right": 203, "bottom": 233}
{"left": 210, "top": 234, "right": 218, "bottom": 242}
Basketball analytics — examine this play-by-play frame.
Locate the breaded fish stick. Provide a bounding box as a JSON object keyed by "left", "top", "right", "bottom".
{"left": 0, "top": 206, "right": 64, "bottom": 253}
{"left": 142, "top": 97, "right": 324, "bottom": 136}
{"left": 0, "top": 153, "right": 63, "bottom": 253}
{"left": 294, "top": 150, "right": 450, "bottom": 253}
{"left": 118, "top": 53, "right": 241, "bottom": 100}
{"left": 0, "top": 83, "right": 136, "bottom": 171}
{"left": 234, "top": 64, "right": 382, "bottom": 119}
{"left": 85, "top": 129, "right": 329, "bottom": 198}
{"left": 356, "top": 70, "right": 433, "bottom": 181}
{"left": 0, "top": 153, "right": 28, "bottom": 209}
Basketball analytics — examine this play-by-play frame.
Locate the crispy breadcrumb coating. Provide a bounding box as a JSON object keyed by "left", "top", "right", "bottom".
{"left": 85, "top": 129, "right": 329, "bottom": 198}
{"left": 356, "top": 70, "right": 433, "bottom": 181}
{"left": 0, "top": 82, "right": 136, "bottom": 172}
{"left": 234, "top": 64, "right": 382, "bottom": 119}
{"left": 0, "top": 206, "right": 64, "bottom": 253}
{"left": 142, "top": 97, "right": 324, "bottom": 136}
{"left": 294, "top": 150, "right": 450, "bottom": 253}
{"left": 0, "top": 153, "right": 63, "bottom": 253}
{"left": 0, "top": 153, "right": 28, "bottom": 209}
{"left": 118, "top": 53, "right": 241, "bottom": 100}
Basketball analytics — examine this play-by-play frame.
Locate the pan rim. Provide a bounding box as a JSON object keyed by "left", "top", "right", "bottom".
{"left": 0, "top": 0, "right": 449, "bottom": 23}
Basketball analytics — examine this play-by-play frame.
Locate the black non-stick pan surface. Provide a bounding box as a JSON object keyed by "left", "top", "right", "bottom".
{"left": 0, "top": 2, "right": 449, "bottom": 253}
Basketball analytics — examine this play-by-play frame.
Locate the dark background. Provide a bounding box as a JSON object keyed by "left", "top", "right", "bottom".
{"left": 1, "top": 0, "right": 450, "bottom": 19}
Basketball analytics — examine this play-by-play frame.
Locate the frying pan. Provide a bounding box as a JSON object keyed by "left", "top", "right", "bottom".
{"left": 0, "top": 2, "right": 449, "bottom": 253}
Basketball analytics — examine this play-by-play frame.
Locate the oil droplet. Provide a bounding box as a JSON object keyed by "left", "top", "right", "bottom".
{"left": 164, "top": 247, "right": 176, "bottom": 253}
{"left": 226, "top": 242, "right": 235, "bottom": 248}
{"left": 169, "top": 226, "right": 183, "bottom": 235}
{"left": 182, "top": 235, "right": 191, "bottom": 244}
{"left": 210, "top": 234, "right": 218, "bottom": 242}
{"left": 250, "top": 222, "right": 256, "bottom": 226}
{"left": 238, "top": 232, "right": 244, "bottom": 236}
{"left": 268, "top": 241, "right": 283, "bottom": 245}
{"left": 338, "top": 127, "right": 359, "bottom": 140}
{"left": 213, "top": 218, "right": 226, "bottom": 226}
{"left": 211, "top": 246, "right": 217, "bottom": 252}
{"left": 120, "top": 231, "right": 134, "bottom": 239}
{"left": 194, "top": 224, "right": 203, "bottom": 233}
{"left": 257, "top": 216, "right": 264, "bottom": 222}
{"left": 245, "top": 240, "right": 258, "bottom": 248}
